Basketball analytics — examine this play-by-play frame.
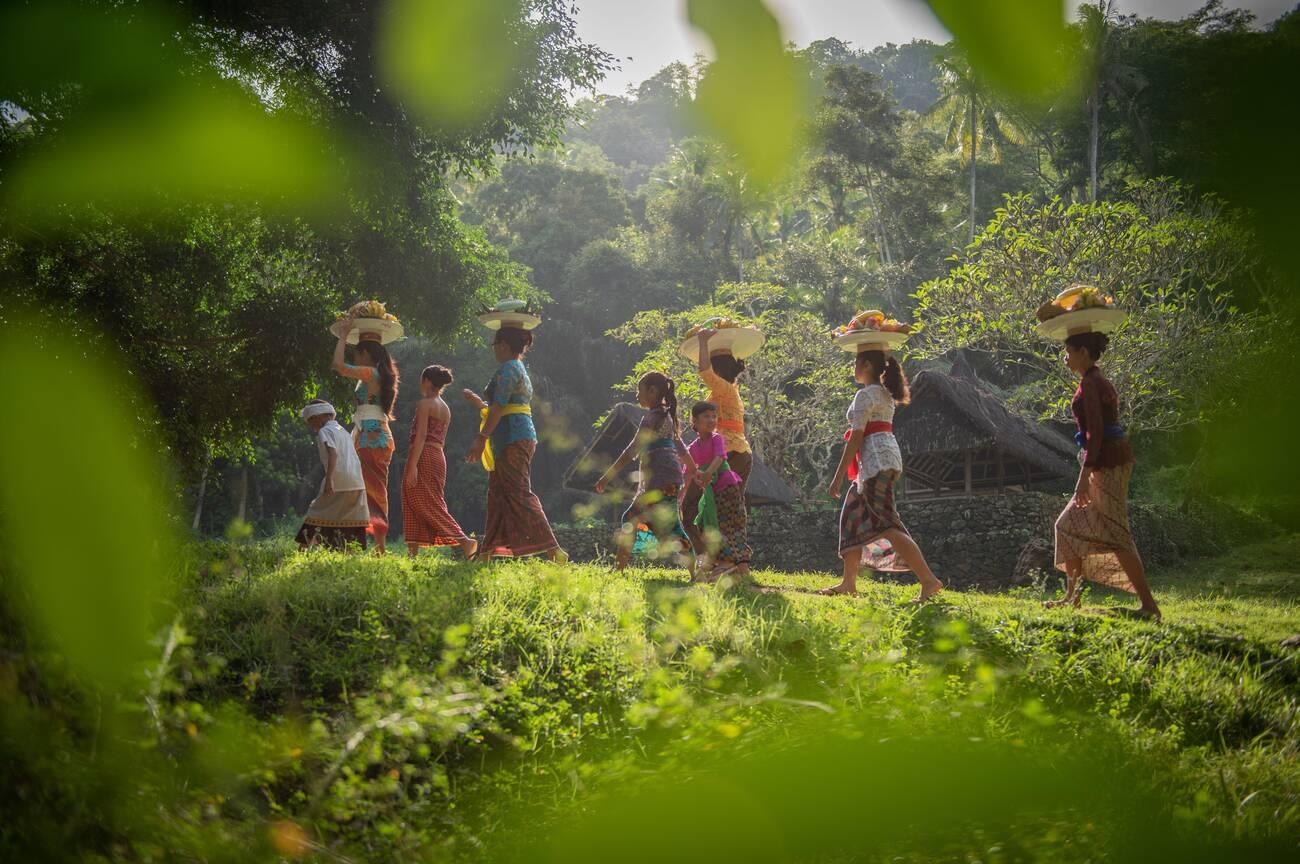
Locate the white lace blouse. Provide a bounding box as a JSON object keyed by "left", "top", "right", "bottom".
{"left": 847, "top": 384, "right": 903, "bottom": 485}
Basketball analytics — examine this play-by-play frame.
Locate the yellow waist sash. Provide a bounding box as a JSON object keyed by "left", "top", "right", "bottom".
{"left": 479, "top": 404, "right": 532, "bottom": 471}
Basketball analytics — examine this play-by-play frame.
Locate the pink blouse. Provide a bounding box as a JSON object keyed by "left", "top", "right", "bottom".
{"left": 688, "top": 432, "right": 742, "bottom": 490}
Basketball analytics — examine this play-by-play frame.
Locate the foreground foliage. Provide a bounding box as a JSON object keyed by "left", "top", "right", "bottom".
{"left": 3, "top": 536, "right": 1297, "bottom": 861}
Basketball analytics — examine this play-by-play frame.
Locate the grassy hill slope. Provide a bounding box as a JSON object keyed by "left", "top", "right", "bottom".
{"left": 4, "top": 536, "right": 1298, "bottom": 862}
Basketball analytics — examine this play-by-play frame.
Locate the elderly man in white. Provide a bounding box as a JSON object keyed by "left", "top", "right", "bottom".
{"left": 295, "top": 400, "right": 370, "bottom": 550}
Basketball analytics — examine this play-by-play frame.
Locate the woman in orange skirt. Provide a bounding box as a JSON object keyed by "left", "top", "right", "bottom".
{"left": 404, "top": 365, "right": 477, "bottom": 559}
{"left": 332, "top": 316, "right": 399, "bottom": 554}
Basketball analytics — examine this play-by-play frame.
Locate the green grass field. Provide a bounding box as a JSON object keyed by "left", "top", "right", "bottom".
{"left": 5, "top": 535, "right": 1299, "bottom": 862}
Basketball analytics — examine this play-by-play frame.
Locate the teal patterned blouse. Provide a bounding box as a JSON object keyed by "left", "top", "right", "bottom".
{"left": 484, "top": 358, "right": 536, "bottom": 451}
{"left": 350, "top": 367, "right": 392, "bottom": 450}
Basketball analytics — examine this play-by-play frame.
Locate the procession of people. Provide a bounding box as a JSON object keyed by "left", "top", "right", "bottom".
{"left": 296, "top": 287, "right": 1159, "bottom": 617}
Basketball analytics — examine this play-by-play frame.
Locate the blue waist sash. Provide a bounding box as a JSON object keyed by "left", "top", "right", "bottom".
{"left": 645, "top": 437, "right": 676, "bottom": 452}
{"left": 1075, "top": 424, "right": 1126, "bottom": 449}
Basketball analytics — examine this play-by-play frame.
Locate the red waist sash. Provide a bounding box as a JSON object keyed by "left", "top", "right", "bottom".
{"left": 843, "top": 423, "right": 894, "bottom": 481}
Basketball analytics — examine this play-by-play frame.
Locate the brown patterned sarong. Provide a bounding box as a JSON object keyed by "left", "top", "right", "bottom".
{"left": 713, "top": 481, "right": 751, "bottom": 566}
{"left": 838, "top": 469, "right": 910, "bottom": 572}
{"left": 1054, "top": 462, "right": 1139, "bottom": 593}
{"left": 481, "top": 440, "right": 559, "bottom": 558}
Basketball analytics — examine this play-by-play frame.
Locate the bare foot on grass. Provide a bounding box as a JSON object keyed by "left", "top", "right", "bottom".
{"left": 816, "top": 583, "right": 857, "bottom": 597}
{"left": 909, "top": 577, "right": 943, "bottom": 605}
{"left": 1118, "top": 605, "right": 1162, "bottom": 622}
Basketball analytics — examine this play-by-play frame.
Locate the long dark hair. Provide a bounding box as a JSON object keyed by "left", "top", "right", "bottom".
{"left": 709, "top": 353, "right": 745, "bottom": 383}
{"left": 357, "top": 340, "right": 399, "bottom": 417}
{"left": 857, "top": 349, "right": 910, "bottom": 405}
{"left": 640, "top": 371, "right": 679, "bottom": 433}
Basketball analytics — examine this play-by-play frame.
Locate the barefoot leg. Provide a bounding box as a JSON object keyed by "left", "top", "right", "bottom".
{"left": 1045, "top": 559, "right": 1082, "bottom": 608}
{"left": 1115, "top": 548, "right": 1160, "bottom": 617}
{"left": 612, "top": 529, "right": 632, "bottom": 572}
{"left": 678, "top": 541, "right": 696, "bottom": 576}
{"left": 407, "top": 542, "right": 420, "bottom": 559}
{"left": 460, "top": 537, "right": 479, "bottom": 561}
{"left": 881, "top": 529, "right": 943, "bottom": 601}
{"left": 820, "top": 547, "right": 862, "bottom": 595}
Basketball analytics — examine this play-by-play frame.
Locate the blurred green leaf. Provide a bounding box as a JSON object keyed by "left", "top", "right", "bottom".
{"left": 0, "top": 318, "right": 174, "bottom": 688}
{"left": 923, "top": 0, "right": 1073, "bottom": 102}
{"left": 687, "top": 0, "right": 812, "bottom": 188}
{"left": 5, "top": 88, "right": 345, "bottom": 220}
{"left": 377, "top": 0, "right": 524, "bottom": 133}
{"left": 535, "top": 733, "right": 1239, "bottom": 863}
{"left": 0, "top": 2, "right": 345, "bottom": 222}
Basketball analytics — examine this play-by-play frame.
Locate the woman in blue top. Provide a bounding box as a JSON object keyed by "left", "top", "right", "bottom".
{"left": 463, "top": 326, "right": 564, "bottom": 560}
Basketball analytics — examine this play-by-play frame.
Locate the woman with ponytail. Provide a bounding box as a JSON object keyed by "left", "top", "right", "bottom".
{"left": 333, "top": 316, "right": 399, "bottom": 554}
{"left": 822, "top": 349, "right": 943, "bottom": 602}
{"left": 596, "top": 371, "right": 699, "bottom": 573}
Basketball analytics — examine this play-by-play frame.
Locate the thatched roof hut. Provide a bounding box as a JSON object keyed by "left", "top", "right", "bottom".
{"left": 563, "top": 403, "right": 798, "bottom": 506}
{"left": 893, "top": 368, "right": 1077, "bottom": 498}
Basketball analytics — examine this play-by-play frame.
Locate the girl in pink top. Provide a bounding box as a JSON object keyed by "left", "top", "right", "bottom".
{"left": 686, "top": 401, "right": 752, "bottom": 581}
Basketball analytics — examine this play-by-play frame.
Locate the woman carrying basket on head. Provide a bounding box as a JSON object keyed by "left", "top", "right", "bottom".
{"left": 1035, "top": 285, "right": 1160, "bottom": 619}
{"left": 678, "top": 319, "right": 762, "bottom": 565}
{"left": 463, "top": 301, "right": 566, "bottom": 562}
{"left": 330, "top": 301, "right": 403, "bottom": 555}
{"left": 820, "top": 311, "right": 943, "bottom": 603}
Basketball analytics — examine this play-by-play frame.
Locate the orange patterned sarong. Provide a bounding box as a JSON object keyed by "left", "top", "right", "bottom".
{"left": 357, "top": 438, "right": 394, "bottom": 542}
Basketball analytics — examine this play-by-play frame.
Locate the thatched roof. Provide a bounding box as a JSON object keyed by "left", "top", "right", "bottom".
{"left": 893, "top": 369, "right": 1077, "bottom": 492}
{"left": 562, "top": 403, "right": 798, "bottom": 506}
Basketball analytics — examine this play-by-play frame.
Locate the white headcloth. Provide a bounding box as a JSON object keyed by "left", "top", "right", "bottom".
{"left": 300, "top": 401, "right": 336, "bottom": 420}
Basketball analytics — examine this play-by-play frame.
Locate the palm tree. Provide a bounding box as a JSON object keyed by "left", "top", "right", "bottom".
{"left": 1077, "top": 1, "right": 1146, "bottom": 201}
{"left": 654, "top": 139, "right": 769, "bottom": 285}
{"left": 925, "top": 50, "right": 1026, "bottom": 243}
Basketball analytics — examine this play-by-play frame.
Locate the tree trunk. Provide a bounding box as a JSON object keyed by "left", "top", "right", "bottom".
{"left": 967, "top": 97, "right": 978, "bottom": 245}
{"left": 721, "top": 218, "right": 736, "bottom": 284}
{"left": 1088, "top": 78, "right": 1100, "bottom": 202}
{"left": 191, "top": 461, "right": 209, "bottom": 533}
{"left": 862, "top": 169, "right": 893, "bottom": 265}
{"left": 236, "top": 465, "right": 249, "bottom": 523}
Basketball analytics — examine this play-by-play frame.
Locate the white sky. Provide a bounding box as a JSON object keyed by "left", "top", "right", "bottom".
{"left": 577, "top": 0, "right": 1297, "bottom": 95}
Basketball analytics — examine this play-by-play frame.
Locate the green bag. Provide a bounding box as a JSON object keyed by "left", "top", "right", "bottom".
{"left": 693, "top": 459, "right": 731, "bottom": 531}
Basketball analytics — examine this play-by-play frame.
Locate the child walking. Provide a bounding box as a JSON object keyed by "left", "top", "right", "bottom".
{"left": 595, "top": 372, "right": 699, "bottom": 572}
{"left": 296, "top": 400, "right": 370, "bottom": 550}
{"left": 822, "top": 350, "right": 943, "bottom": 603}
{"left": 685, "top": 401, "right": 752, "bottom": 581}
{"left": 403, "top": 365, "right": 477, "bottom": 560}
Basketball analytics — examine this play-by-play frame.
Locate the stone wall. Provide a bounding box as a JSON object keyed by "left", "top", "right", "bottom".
{"left": 551, "top": 492, "right": 1270, "bottom": 589}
